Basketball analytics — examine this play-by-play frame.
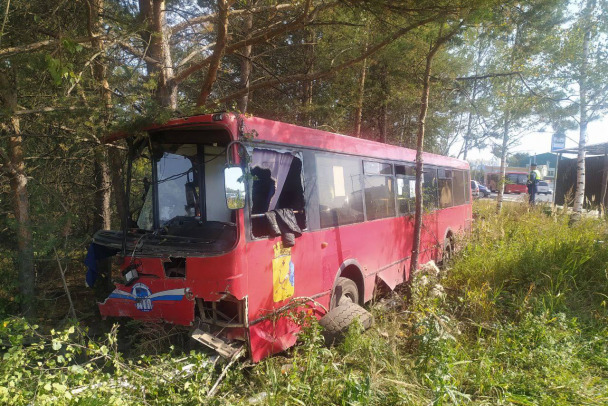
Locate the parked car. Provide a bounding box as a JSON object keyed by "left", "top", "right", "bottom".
{"left": 537, "top": 181, "right": 552, "bottom": 195}
{"left": 478, "top": 183, "right": 491, "bottom": 198}
{"left": 471, "top": 180, "right": 479, "bottom": 197}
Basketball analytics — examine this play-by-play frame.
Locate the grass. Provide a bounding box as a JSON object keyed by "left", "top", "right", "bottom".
{"left": 1, "top": 200, "right": 607, "bottom": 405}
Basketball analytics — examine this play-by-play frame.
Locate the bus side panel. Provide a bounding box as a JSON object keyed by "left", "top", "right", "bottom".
{"left": 187, "top": 251, "right": 247, "bottom": 301}
{"left": 245, "top": 232, "right": 327, "bottom": 322}
{"left": 245, "top": 232, "right": 328, "bottom": 360}
{"left": 436, "top": 205, "right": 471, "bottom": 250}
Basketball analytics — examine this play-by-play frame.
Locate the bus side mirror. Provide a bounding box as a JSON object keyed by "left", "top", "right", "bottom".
{"left": 224, "top": 167, "right": 246, "bottom": 210}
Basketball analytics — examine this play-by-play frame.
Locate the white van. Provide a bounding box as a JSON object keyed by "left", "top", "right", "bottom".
{"left": 537, "top": 181, "right": 552, "bottom": 195}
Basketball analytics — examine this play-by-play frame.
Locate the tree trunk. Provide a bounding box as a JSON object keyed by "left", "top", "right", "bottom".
{"left": 237, "top": 5, "right": 254, "bottom": 113}
{"left": 496, "top": 26, "right": 519, "bottom": 213}
{"left": 94, "top": 149, "right": 112, "bottom": 231}
{"left": 0, "top": 70, "right": 35, "bottom": 317}
{"left": 496, "top": 107, "right": 510, "bottom": 212}
{"left": 353, "top": 57, "right": 367, "bottom": 137}
{"left": 109, "top": 149, "right": 126, "bottom": 229}
{"left": 88, "top": 0, "right": 113, "bottom": 230}
{"left": 409, "top": 52, "right": 433, "bottom": 279}
{"left": 8, "top": 119, "right": 35, "bottom": 317}
{"left": 139, "top": 0, "right": 177, "bottom": 109}
{"left": 462, "top": 29, "right": 484, "bottom": 161}
{"left": 301, "top": 28, "right": 315, "bottom": 125}
{"left": 573, "top": 0, "right": 594, "bottom": 214}
{"left": 354, "top": 25, "right": 369, "bottom": 138}
{"left": 197, "top": 0, "right": 232, "bottom": 107}
{"left": 378, "top": 63, "right": 389, "bottom": 143}
{"left": 409, "top": 23, "right": 462, "bottom": 279}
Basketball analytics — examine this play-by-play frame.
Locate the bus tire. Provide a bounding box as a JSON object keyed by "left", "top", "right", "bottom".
{"left": 331, "top": 277, "right": 359, "bottom": 309}
{"left": 319, "top": 302, "right": 373, "bottom": 345}
{"left": 440, "top": 237, "right": 453, "bottom": 268}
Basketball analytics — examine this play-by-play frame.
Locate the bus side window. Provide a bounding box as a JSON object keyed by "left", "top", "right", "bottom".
{"left": 452, "top": 170, "right": 466, "bottom": 206}
{"left": 423, "top": 169, "right": 438, "bottom": 210}
{"left": 395, "top": 164, "right": 415, "bottom": 214}
{"left": 316, "top": 154, "right": 364, "bottom": 228}
{"left": 363, "top": 161, "right": 395, "bottom": 220}
{"left": 438, "top": 168, "right": 453, "bottom": 208}
{"left": 250, "top": 149, "right": 306, "bottom": 238}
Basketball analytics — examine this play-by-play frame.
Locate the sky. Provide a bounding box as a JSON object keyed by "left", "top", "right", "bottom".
{"left": 462, "top": 115, "right": 608, "bottom": 165}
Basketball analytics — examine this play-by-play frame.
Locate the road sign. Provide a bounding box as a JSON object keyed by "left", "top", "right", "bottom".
{"left": 551, "top": 133, "right": 566, "bottom": 151}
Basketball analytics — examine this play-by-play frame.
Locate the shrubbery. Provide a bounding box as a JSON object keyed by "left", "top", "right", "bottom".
{"left": 1, "top": 201, "right": 607, "bottom": 405}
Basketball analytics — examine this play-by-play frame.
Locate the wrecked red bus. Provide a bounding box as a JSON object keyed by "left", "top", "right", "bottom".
{"left": 88, "top": 113, "right": 472, "bottom": 361}
{"left": 485, "top": 171, "right": 528, "bottom": 194}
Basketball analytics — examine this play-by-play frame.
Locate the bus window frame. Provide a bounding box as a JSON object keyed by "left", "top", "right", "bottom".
{"left": 362, "top": 160, "right": 396, "bottom": 221}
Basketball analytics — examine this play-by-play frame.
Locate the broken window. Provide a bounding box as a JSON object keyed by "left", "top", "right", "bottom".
{"left": 250, "top": 149, "right": 306, "bottom": 238}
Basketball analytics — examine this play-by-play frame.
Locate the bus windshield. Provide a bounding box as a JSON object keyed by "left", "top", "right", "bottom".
{"left": 130, "top": 141, "right": 236, "bottom": 253}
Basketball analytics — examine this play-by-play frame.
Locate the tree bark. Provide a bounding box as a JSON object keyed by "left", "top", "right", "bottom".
{"left": 573, "top": 0, "right": 595, "bottom": 214}
{"left": 196, "top": 0, "right": 232, "bottom": 107}
{"left": 237, "top": 4, "right": 254, "bottom": 113}
{"left": 462, "top": 35, "right": 483, "bottom": 161}
{"left": 88, "top": 0, "right": 113, "bottom": 230}
{"left": 301, "top": 28, "right": 315, "bottom": 125}
{"left": 496, "top": 104, "right": 510, "bottom": 213}
{"left": 410, "top": 23, "right": 462, "bottom": 279}
{"left": 353, "top": 55, "right": 367, "bottom": 137}
{"left": 93, "top": 149, "right": 112, "bottom": 231}
{"left": 378, "top": 63, "right": 389, "bottom": 143}
{"left": 496, "top": 25, "right": 519, "bottom": 213}
{"left": 0, "top": 70, "right": 35, "bottom": 317}
{"left": 139, "top": 0, "right": 177, "bottom": 109}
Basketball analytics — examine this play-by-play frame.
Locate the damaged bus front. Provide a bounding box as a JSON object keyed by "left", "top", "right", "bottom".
{"left": 89, "top": 114, "right": 251, "bottom": 356}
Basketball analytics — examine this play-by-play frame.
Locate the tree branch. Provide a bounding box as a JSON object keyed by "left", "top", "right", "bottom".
{"left": 453, "top": 71, "right": 522, "bottom": 81}
{"left": 196, "top": 0, "right": 234, "bottom": 107}
{"left": 117, "top": 40, "right": 162, "bottom": 68}
{"left": 173, "top": 1, "right": 338, "bottom": 85}
{"left": 0, "top": 35, "right": 102, "bottom": 58}
{"left": 13, "top": 106, "right": 85, "bottom": 115}
{"left": 212, "top": 14, "right": 440, "bottom": 106}
{"left": 168, "top": 3, "right": 298, "bottom": 36}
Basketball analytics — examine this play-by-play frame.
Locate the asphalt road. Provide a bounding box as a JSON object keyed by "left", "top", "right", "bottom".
{"left": 479, "top": 192, "right": 554, "bottom": 203}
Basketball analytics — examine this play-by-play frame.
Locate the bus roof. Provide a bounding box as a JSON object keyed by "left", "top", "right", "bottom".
{"left": 106, "top": 113, "right": 469, "bottom": 170}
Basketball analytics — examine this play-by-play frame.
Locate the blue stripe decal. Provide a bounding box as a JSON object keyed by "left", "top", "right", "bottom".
{"left": 109, "top": 292, "right": 134, "bottom": 300}
{"left": 151, "top": 295, "right": 184, "bottom": 301}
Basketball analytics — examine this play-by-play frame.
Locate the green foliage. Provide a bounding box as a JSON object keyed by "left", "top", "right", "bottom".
{"left": 3, "top": 203, "right": 606, "bottom": 405}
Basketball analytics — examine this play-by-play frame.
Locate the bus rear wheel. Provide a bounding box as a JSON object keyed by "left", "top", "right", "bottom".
{"left": 331, "top": 277, "right": 359, "bottom": 309}
{"left": 440, "top": 237, "right": 454, "bottom": 268}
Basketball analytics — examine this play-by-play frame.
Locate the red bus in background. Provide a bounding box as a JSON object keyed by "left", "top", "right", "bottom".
{"left": 485, "top": 171, "right": 528, "bottom": 194}
{"left": 91, "top": 113, "right": 472, "bottom": 361}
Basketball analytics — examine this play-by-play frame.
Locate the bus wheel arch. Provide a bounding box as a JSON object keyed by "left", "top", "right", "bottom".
{"left": 330, "top": 260, "right": 364, "bottom": 309}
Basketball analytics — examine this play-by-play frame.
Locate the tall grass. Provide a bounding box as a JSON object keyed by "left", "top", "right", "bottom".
{"left": 1, "top": 201, "right": 607, "bottom": 405}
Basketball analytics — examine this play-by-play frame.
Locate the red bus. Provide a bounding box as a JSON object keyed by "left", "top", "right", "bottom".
{"left": 90, "top": 113, "right": 472, "bottom": 361}
{"left": 485, "top": 171, "right": 528, "bottom": 194}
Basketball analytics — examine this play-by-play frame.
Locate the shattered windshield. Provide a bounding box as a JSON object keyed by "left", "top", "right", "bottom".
{"left": 156, "top": 144, "right": 200, "bottom": 225}
{"left": 123, "top": 141, "right": 237, "bottom": 252}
